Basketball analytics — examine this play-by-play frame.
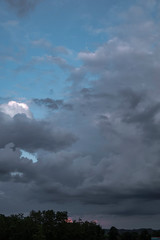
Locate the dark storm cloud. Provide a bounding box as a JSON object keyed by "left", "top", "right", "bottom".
{"left": 121, "top": 98, "right": 160, "bottom": 143}
{"left": 80, "top": 88, "right": 114, "bottom": 103}
{"left": 33, "top": 98, "right": 73, "bottom": 111}
{"left": 15, "top": 146, "right": 160, "bottom": 217}
{"left": 123, "top": 102, "right": 160, "bottom": 124}
{"left": 0, "top": 144, "right": 35, "bottom": 182}
{"left": 5, "top": 0, "right": 42, "bottom": 17}
{"left": 36, "top": 31, "right": 160, "bottom": 220}
{"left": 120, "top": 89, "right": 146, "bottom": 109}
{"left": 1, "top": 127, "right": 160, "bottom": 220}
{"left": 0, "top": 112, "right": 76, "bottom": 152}
{"left": 46, "top": 90, "right": 160, "bottom": 218}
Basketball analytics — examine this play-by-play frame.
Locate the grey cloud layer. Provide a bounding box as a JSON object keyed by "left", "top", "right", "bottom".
{"left": 0, "top": 112, "right": 76, "bottom": 152}
{"left": 0, "top": 144, "right": 34, "bottom": 182}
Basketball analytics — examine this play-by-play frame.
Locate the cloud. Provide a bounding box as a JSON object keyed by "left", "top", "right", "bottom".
{"left": 122, "top": 101, "right": 160, "bottom": 144}
{"left": 33, "top": 98, "right": 63, "bottom": 110}
{"left": 5, "top": 0, "right": 42, "bottom": 17}
{"left": 54, "top": 46, "right": 71, "bottom": 55}
{"left": 31, "top": 39, "right": 52, "bottom": 49}
{"left": 15, "top": 55, "right": 73, "bottom": 73}
{"left": 0, "top": 101, "right": 32, "bottom": 119}
{"left": 31, "top": 39, "right": 71, "bottom": 55}
{"left": 0, "top": 111, "right": 77, "bottom": 152}
{"left": 34, "top": 0, "right": 160, "bottom": 221}
{"left": 0, "top": 143, "right": 34, "bottom": 182}
{"left": 46, "top": 55, "right": 73, "bottom": 71}
{"left": 33, "top": 98, "right": 73, "bottom": 111}
{"left": 1, "top": 0, "right": 160, "bottom": 228}
{"left": 1, "top": 135, "right": 160, "bottom": 219}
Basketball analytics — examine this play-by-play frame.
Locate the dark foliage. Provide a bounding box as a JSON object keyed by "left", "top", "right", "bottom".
{"left": 106, "top": 227, "right": 154, "bottom": 240}
{"left": 0, "top": 210, "right": 159, "bottom": 240}
{"left": 0, "top": 210, "right": 105, "bottom": 240}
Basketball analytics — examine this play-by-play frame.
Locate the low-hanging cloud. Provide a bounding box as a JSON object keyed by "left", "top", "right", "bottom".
{"left": 0, "top": 111, "right": 77, "bottom": 152}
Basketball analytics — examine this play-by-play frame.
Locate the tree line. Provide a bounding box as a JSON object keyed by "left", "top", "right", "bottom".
{"left": 0, "top": 210, "right": 159, "bottom": 240}
{"left": 0, "top": 210, "right": 105, "bottom": 240}
{"left": 106, "top": 226, "right": 160, "bottom": 240}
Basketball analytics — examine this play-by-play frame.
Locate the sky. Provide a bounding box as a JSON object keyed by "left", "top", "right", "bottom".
{"left": 0, "top": 0, "right": 160, "bottom": 229}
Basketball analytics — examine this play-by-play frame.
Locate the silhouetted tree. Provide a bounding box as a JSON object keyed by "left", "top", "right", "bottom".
{"left": 108, "top": 226, "right": 119, "bottom": 240}
{"left": 140, "top": 230, "right": 151, "bottom": 240}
